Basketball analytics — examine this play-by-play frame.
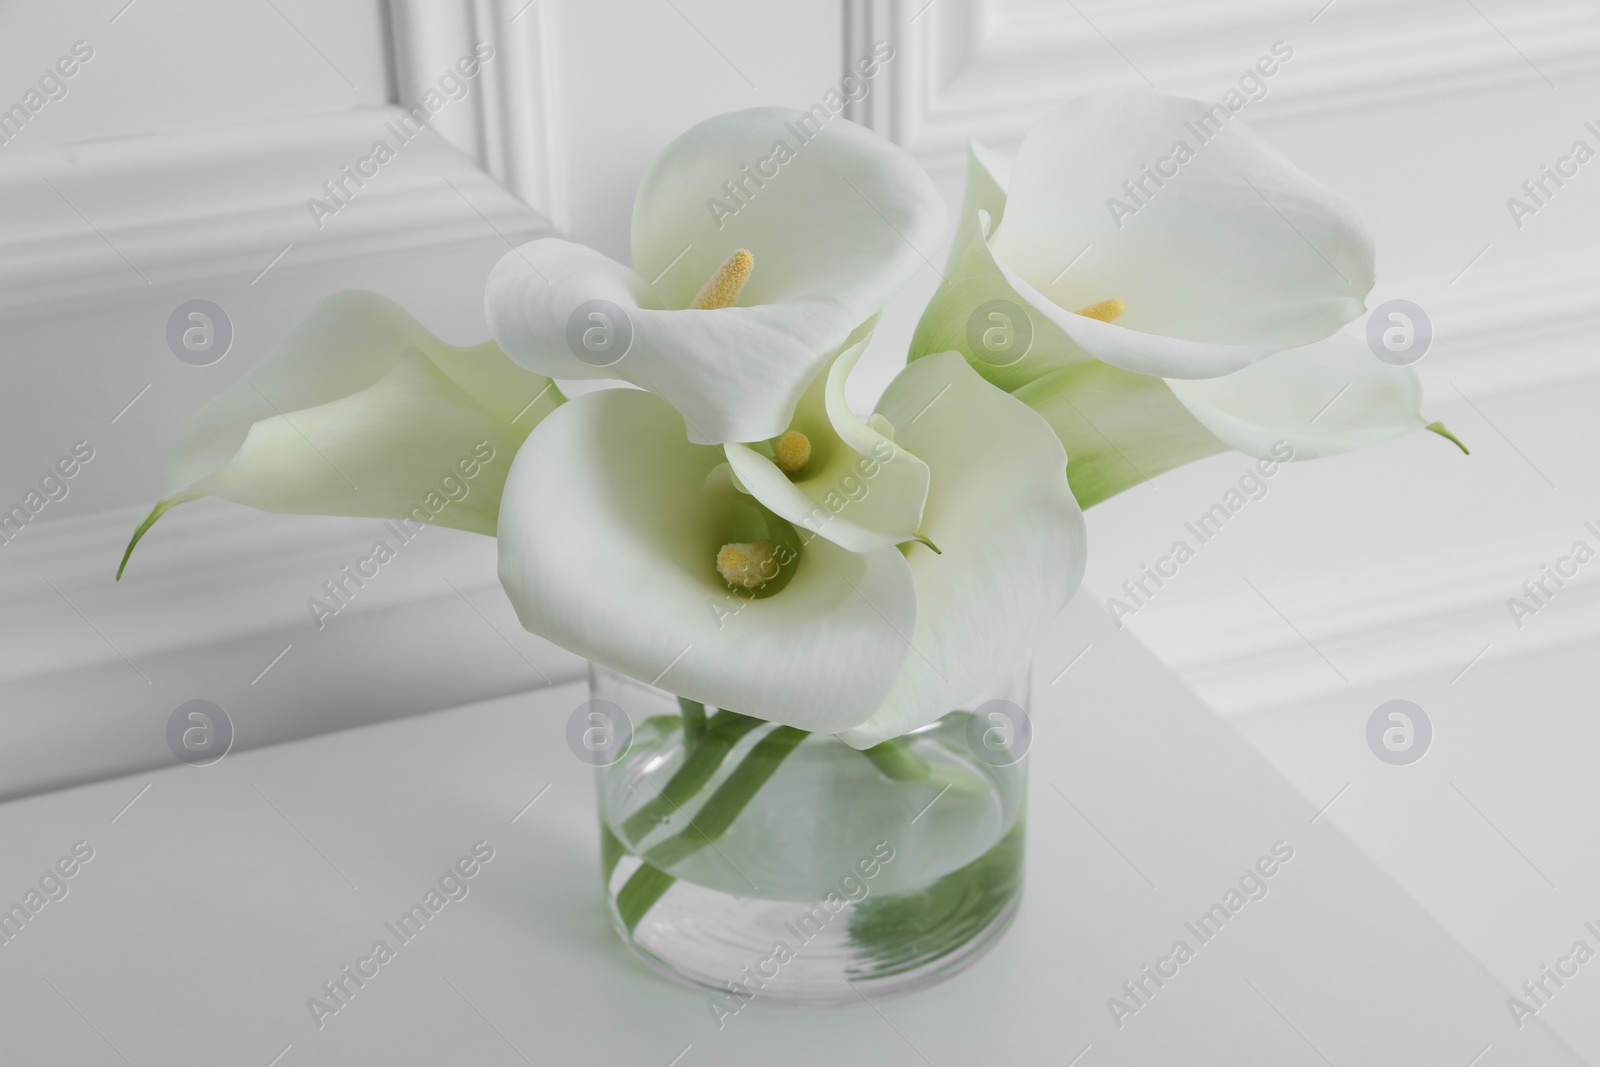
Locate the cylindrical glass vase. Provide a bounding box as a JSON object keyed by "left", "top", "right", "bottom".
{"left": 587, "top": 661, "right": 1030, "bottom": 1011}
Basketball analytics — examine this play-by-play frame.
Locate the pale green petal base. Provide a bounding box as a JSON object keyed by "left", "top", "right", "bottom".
{"left": 1013, "top": 361, "right": 1227, "bottom": 509}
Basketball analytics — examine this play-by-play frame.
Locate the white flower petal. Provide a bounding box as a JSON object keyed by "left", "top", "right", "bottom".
{"left": 839, "top": 352, "right": 1086, "bottom": 747}
{"left": 1165, "top": 331, "right": 1425, "bottom": 460}
{"left": 497, "top": 386, "right": 920, "bottom": 733}
{"left": 724, "top": 336, "right": 930, "bottom": 551}
{"left": 953, "top": 141, "right": 1012, "bottom": 258}
{"left": 988, "top": 90, "right": 1375, "bottom": 379}
{"left": 487, "top": 107, "right": 945, "bottom": 444}
{"left": 121, "top": 292, "right": 561, "bottom": 577}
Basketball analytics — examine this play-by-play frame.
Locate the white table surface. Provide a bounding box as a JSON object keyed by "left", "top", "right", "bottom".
{"left": 1, "top": 595, "right": 1583, "bottom": 1066}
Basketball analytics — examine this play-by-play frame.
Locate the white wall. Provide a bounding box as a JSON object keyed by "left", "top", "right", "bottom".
{"left": 0, "top": 1, "right": 391, "bottom": 147}
{"left": 3, "top": 0, "right": 1599, "bottom": 815}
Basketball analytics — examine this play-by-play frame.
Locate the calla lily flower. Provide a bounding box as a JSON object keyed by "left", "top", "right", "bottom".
{"left": 119, "top": 291, "right": 563, "bottom": 577}
{"left": 495, "top": 384, "right": 921, "bottom": 734}
{"left": 913, "top": 92, "right": 1462, "bottom": 507}
{"left": 497, "top": 354, "right": 1084, "bottom": 740}
{"left": 484, "top": 106, "right": 946, "bottom": 445}
{"left": 723, "top": 332, "right": 932, "bottom": 552}
{"left": 912, "top": 90, "right": 1376, "bottom": 387}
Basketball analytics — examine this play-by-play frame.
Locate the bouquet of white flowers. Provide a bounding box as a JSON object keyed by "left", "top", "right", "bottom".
{"left": 120, "top": 91, "right": 1461, "bottom": 1003}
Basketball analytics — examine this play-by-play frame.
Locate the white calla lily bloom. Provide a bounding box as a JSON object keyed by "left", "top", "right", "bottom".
{"left": 498, "top": 355, "right": 1084, "bottom": 740}
{"left": 119, "top": 96, "right": 1467, "bottom": 763}
{"left": 496, "top": 385, "right": 921, "bottom": 734}
{"left": 914, "top": 91, "right": 1460, "bottom": 507}
{"left": 914, "top": 90, "right": 1376, "bottom": 387}
{"left": 119, "top": 291, "right": 562, "bottom": 577}
{"left": 485, "top": 106, "right": 946, "bottom": 445}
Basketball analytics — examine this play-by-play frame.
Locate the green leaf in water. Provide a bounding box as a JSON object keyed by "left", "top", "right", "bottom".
{"left": 847, "top": 819, "right": 1026, "bottom": 978}
{"left": 600, "top": 820, "right": 627, "bottom": 885}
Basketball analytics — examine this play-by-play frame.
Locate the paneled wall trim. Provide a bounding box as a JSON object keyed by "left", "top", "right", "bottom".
{"left": 0, "top": 105, "right": 552, "bottom": 315}
{"left": 0, "top": 501, "right": 585, "bottom": 801}
{"left": 845, "top": 0, "right": 1600, "bottom": 171}
{"left": 387, "top": 0, "right": 566, "bottom": 227}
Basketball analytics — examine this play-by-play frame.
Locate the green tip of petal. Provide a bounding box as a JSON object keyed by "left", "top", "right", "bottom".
{"left": 912, "top": 533, "right": 943, "bottom": 554}
{"left": 1425, "top": 421, "right": 1469, "bottom": 455}
{"left": 117, "top": 500, "right": 176, "bottom": 581}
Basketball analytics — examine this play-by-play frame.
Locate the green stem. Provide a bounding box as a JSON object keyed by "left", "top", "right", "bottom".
{"left": 615, "top": 718, "right": 990, "bottom": 934}
{"left": 619, "top": 710, "right": 764, "bottom": 843}
{"left": 613, "top": 722, "right": 809, "bottom": 933}
{"left": 643, "top": 725, "right": 809, "bottom": 870}
{"left": 861, "top": 736, "right": 935, "bottom": 782}
{"left": 861, "top": 734, "right": 991, "bottom": 796}
{"left": 677, "top": 697, "right": 706, "bottom": 755}
{"left": 615, "top": 861, "right": 677, "bottom": 933}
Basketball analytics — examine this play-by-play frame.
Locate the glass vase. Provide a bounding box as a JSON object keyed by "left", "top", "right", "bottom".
{"left": 584, "top": 661, "right": 1031, "bottom": 1012}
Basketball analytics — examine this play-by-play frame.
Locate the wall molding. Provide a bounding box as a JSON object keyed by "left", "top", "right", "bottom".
{"left": 847, "top": 0, "right": 1600, "bottom": 171}
{"left": 0, "top": 500, "right": 584, "bottom": 802}
{"left": 0, "top": 104, "right": 554, "bottom": 315}
{"left": 388, "top": 0, "right": 566, "bottom": 228}
{"left": 1103, "top": 239, "right": 1600, "bottom": 717}
{"left": 1117, "top": 520, "right": 1600, "bottom": 718}
{"left": 1393, "top": 244, "right": 1600, "bottom": 403}
{"left": 0, "top": 15, "right": 569, "bottom": 799}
